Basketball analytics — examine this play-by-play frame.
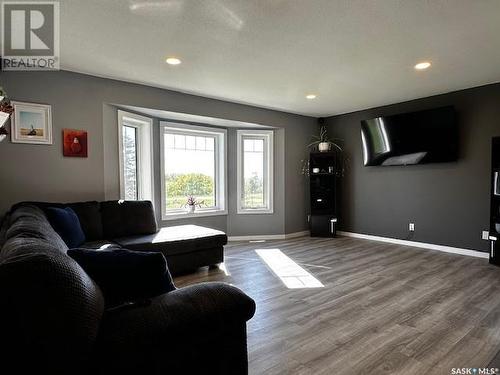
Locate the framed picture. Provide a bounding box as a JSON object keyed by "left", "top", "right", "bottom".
{"left": 63, "top": 129, "right": 88, "bottom": 157}
{"left": 11, "top": 101, "right": 52, "bottom": 144}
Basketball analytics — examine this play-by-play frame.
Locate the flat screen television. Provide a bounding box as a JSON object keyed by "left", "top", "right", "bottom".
{"left": 360, "top": 106, "right": 458, "bottom": 166}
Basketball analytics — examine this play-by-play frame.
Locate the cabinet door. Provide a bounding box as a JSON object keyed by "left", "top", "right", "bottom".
{"left": 310, "top": 215, "right": 337, "bottom": 237}
{"left": 310, "top": 175, "right": 336, "bottom": 213}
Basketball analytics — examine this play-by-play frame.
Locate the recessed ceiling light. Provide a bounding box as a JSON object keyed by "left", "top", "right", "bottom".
{"left": 306, "top": 94, "right": 317, "bottom": 100}
{"left": 165, "top": 57, "right": 182, "bottom": 65}
{"left": 414, "top": 61, "right": 431, "bottom": 70}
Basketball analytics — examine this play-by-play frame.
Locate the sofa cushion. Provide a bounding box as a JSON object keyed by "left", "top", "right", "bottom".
{"left": 67, "top": 201, "right": 103, "bottom": 241}
{"left": 68, "top": 248, "right": 175, "bottom": 308}
{"left": 10, "top": 201, "right": 103, "bottom": 241}
{"left": 46, "top": 207, "right": 86, "bottom": 248}
{"left": 101, "top": 200, "right": 157, "bottom": 239}
{"left": 113, "top": 225, "right": 227, "bottom": 256}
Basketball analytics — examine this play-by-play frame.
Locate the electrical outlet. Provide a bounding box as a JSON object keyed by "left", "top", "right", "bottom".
{"left": 409, "top": 223, "right": 415, "bottom": 232}
{"left": 482, "top": 231, "right": 490, "bottom": 240}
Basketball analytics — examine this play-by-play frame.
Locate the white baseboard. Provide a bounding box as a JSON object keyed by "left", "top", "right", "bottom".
{"left": 337, "top": 231, "right": 489, "bottom": 259}
{"left": 228, "top": 230, "right": 489, "bottom": 259}
{"left": 228, "top": 230, "right": 310, "bottom": 242}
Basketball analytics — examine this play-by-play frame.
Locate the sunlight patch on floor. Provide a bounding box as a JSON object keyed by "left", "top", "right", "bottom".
{"left": 255, "top": 249, "right": 324, "bottom": 289}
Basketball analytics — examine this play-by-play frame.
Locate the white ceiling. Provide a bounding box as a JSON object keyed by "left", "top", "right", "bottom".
{"left": 61, "top": 0, "right": 500, "bottom": 117}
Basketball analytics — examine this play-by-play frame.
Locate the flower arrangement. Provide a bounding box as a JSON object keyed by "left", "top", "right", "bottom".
{"left": 0, "top": 87, "right": 13, "bottom": 113}
{"left": 0, "top": 86, "right": 13, "bottom": 142}
{"left": 183, "top": 195, "right": 205, "bottom": 213}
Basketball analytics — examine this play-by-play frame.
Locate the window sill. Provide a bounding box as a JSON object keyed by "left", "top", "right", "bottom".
{"left": 237, "top": 209, "right": 274, "bottom": 215}
{"left": 162, "top": 209, "right": 228, "bottom": 221}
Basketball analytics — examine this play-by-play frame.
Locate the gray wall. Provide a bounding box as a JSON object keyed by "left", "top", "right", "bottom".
{"left": 0, "top": 70, "right": 316, "bottom": 235}
{"left": 326, "top": 83, "right": 500, "bottom": 252}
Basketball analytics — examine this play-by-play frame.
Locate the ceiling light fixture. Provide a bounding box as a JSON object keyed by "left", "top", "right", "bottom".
{"left": 165, "top": 57, "right": 182, "bottom": 65}
{"left": 414, "top": 61, "right": 431, "bottom": 70}
{"left": 306, "top": 94, "right": 317, "bottom": 100}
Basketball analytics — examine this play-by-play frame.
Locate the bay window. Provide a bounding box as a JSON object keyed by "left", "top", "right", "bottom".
{"left": 160, "top": 122, "right": 227, "bottom": 219}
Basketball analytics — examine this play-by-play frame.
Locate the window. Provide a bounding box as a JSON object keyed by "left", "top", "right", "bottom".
{"left": 118, "top": 110, "right": 153, "bottom": 201}
{"left": 160, "top": 122, "right": 227, "bottom": 220}
{"left": 122, "top": 125, "right": 138, "bottom": 199}
{"left": 237, "top": 130, "right": 273, "bottom": 214}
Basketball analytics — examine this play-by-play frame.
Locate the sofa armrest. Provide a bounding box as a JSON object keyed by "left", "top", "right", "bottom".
{"left": 99, "top": 282, "right": 255, "bottom": 343}
{"left": 97, "top": 282, "right": 255, "bottom": 374}
{"left": 157, "top": 281, "right": 256, "bottom": 326}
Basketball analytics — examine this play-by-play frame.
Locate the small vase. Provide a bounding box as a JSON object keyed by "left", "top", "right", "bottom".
{"left": 318, "top": 142, "right": 330, "bottom": 152}
{"left": 186, "top": 205, "right": 195, "bottom": 214}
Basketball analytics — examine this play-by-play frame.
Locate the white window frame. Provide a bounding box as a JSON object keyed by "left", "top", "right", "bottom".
{"left": 160, "top": 121, "right": 227, "bottom": 220}
{"left": 117, "top": 110, "right": 154, "bottom": 202}
{"left": 237, "top": 129, "right": 274, "bottom": 214}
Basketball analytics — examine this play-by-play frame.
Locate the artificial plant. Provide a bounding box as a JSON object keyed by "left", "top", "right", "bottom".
{"left": 307, "top": 125, "right": 342, "bottom": 151}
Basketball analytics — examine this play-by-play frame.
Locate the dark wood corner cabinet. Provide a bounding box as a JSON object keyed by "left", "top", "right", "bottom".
{"left": 309, "top": 152, "right": 339, "bottom": 237}
{"left": 490, "top": 136, "right": 500, "bottom": 265}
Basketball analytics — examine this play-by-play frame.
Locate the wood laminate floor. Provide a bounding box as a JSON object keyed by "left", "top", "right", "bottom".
{"left": 174, "top": 236, "right": 500, "bottom": 375}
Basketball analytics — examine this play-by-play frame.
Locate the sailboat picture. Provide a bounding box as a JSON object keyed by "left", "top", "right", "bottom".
{"left": 11, "top": 101, "right": 52, "bottom": 144}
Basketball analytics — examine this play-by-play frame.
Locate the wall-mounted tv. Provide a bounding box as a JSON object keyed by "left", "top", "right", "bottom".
{"left": 360, "top": 106, "right": 458, "bottom": 166}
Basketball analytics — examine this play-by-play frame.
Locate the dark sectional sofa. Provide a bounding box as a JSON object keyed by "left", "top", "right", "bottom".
{"left": 10, "top": 200, "right": 227, "bottom": 275}
{"left": 0, "top": 201, "right": 255, "bottom": 374}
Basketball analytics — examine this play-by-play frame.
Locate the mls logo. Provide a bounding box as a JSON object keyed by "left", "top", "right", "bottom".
{"left": 1, "top": 1, "right": 60, "bottom": 70}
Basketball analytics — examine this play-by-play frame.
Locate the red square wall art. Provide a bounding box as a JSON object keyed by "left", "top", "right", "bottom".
{"left": 63, "top": 129, "right": 88, "bottom": 157}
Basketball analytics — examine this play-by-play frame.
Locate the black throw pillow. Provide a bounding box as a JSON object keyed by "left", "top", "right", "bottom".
{"left": 67, "top": 248, "right": 175, "bottom": 308}
{"left": 45, "top": 207, "right": 86, "bottom": 248}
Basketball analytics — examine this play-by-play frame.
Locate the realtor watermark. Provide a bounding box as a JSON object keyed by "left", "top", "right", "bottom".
{"left": 1, "top": 1, "right": 60, "bottom": 70}
{"left": 451, "top": 368, "right": 499, "bottom": 375}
